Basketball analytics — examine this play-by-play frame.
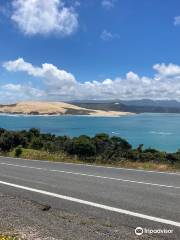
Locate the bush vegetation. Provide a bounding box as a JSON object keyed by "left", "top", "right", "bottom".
{"left": 0, "top": 128, "right": 180, "bottom": 167}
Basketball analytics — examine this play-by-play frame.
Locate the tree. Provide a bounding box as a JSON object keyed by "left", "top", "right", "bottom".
{"left": 0, "top": 134, "right": 12, "bottom": 152}
{"left": 30, "top": 138, "right": 43, "bottom": 150}
{"left": 111, "top": 136, "right": 132, "bottom": 150}
{"left": 29, "top": 128, "right": 40, "bottom": 137}
{"left": 93, "top": 133, "right": 110, "bottom": 154}
{"left": 137, "top": 144, "right": 144, "bottom": 153}
{"left": 0, "top": 128, "right": 5, "bottom": 136}
{"left": 71, "top": 136, "right": 96, "bottom": 157}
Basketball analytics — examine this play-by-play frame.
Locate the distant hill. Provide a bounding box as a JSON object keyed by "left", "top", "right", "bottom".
{"left": 71, "top": 100, "right": 180, "bottom": 113}
{"left": 120, "top": 99, "right": 180, "bottom": 108}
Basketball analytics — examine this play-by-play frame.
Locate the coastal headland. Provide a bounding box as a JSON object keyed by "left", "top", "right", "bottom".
{"left": 0, "top": 101, "right": 133, "bottom": 117}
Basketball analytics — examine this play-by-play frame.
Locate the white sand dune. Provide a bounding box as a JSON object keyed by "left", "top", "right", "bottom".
{"left": 0, "top": 101, "right": 133, "bottom": 117}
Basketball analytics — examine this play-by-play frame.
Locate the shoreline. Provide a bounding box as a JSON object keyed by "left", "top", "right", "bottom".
{"left": 0, "top": 112, "right": 134, "bottom": 117}
{"left": 2, "top": 112, "right": 180, "bottom": 117}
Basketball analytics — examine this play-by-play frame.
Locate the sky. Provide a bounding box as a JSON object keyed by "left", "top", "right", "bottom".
{"left": 0, "top": 0, "right": 180, "bottom": 103}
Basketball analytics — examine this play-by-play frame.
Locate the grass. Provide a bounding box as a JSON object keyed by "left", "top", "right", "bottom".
{"left": 0, "top": 236, "right": 20, "bottom": 240}
{"left": 8, "top": 148, "right": 81, "bottom": 164}
{"left": 4, "top": 148, "right": 180, "bottom": 172}
{"left": 111, "top": 160, "right": 180, "bottom": 172}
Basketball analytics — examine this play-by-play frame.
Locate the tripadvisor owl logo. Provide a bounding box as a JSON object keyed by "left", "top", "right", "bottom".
{"left": 135, "top": 227, "right": 173, "bottom": 236}
{"left": 135, "top": 227, "right": 143, "bottom": 236}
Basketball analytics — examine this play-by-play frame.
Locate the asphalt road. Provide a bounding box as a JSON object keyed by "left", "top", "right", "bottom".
{"left": 0, "top": 156, "right": 179, "bottom": 238}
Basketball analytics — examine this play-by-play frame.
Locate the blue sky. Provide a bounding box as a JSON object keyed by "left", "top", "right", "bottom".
{"left": 1, "top": 0, "right": 180, "bottom": 102}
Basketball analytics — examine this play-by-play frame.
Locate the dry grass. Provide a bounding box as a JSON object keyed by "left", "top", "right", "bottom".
{"left": 8, "top": 148, "right": 82, "bottom": 164}
{"left": 0, "top": 236, "right": 20, "bottom": 240}
{"left": 6, "top": 148, "right": 180, "bottom": 172}
{"left": 113, "top": 161, "right": 180, "bottom": 172}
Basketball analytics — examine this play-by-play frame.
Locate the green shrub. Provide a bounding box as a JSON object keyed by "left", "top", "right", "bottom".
{"left": 30, "top": 138, "right": 43, "bottom": 150}
{"left": 71, "top": 136, "right": 96, "bottom": 157}
{"left": 15, "top": 146, "right": 22, "bottom": 157}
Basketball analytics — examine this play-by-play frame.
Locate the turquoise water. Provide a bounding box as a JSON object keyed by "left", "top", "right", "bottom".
{"left": 0, "top": 113, "right": 180, "bottom": 152}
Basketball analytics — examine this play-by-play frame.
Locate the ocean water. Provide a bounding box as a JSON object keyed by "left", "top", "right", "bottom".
{"left": 0, "top": 113, "right": 180, "bottom": 152}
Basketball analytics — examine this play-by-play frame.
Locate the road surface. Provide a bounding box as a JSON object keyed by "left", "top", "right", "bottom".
{"left": 0, "top": 156, "right": 179, "bottom": 238}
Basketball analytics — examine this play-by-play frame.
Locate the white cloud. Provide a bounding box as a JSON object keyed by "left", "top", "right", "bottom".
{"left": 2, "top": 83, "right": 23, "bottom": 92}
{"left": 101, "top": 0, "right": 115, "bottom": 10}
{"left": 3, "top": 58, "right": 78, "bottom": 101}
{"left": 3, "top": 58, "right": 76, "bottom": 87}
{"left": 11, "top": 0, "right": 78, "bottom": 36}
{"left": 100, "top": 30, "right": 120, "bottom": 41}
{"left": 174, "top": 16, "right": 180, "bottom": 25}
{"left": 153, "top": 63, "right": 180, "bottom": 80}
{"left": 3, "top": 59, "right": 180, "bottom": 101}
{"left": 0, "top": 83, "right": 44, "bottom": 103}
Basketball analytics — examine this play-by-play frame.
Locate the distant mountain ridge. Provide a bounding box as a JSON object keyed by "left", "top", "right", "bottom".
{"left": 71, "top": 99, "right": 180, "bottom": 113}
{"left": 120, "top": 99, "right": 180, "bottom": 108}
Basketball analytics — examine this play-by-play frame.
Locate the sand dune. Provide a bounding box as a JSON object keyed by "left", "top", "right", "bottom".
{"left": 0, "top": 101, "right": 133, "bottom": 117}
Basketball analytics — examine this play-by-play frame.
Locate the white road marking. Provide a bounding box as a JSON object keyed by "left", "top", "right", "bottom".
{"left": 0, "top": 156, "right": 180, "bottom": 175}
{"left": 0, "top": 173, "right": 50, "bottom": 186}
{"left": 0, "top": 162, "right": 180, "bottom": 189}
{"left": 0, "top": 180, "right": 179, "bottom": 227}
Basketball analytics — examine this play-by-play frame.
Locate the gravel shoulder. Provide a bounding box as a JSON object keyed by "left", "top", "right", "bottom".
{"left": 0, "top": 192, "right": 178, "bottom": 240}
